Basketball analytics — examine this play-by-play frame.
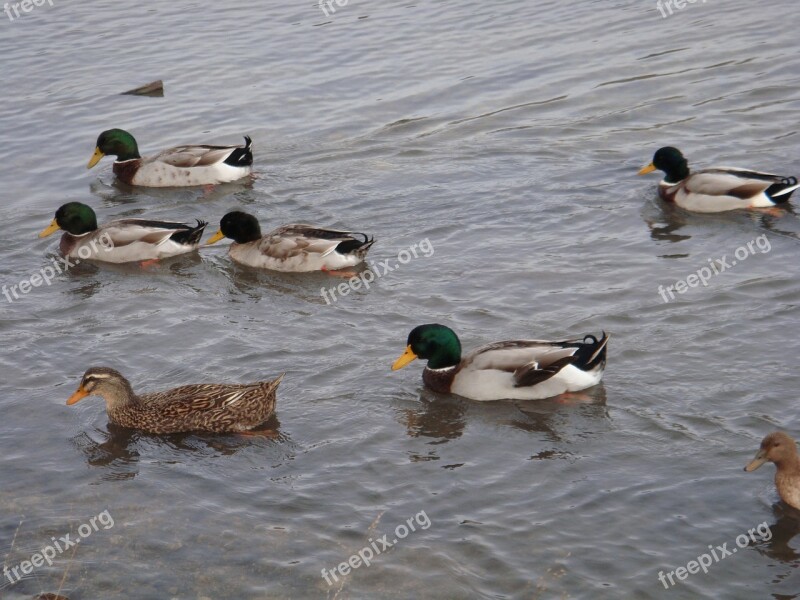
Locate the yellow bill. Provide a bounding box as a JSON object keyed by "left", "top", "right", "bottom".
{"left": 206, "top": 230, "right": 225, "bottom": 245}
{"left": 637, "top": 162, "right": 657, "bottom": 175}
{"left": 392, "top": 345, "right": 418, "bottom": 370}
{"left": 87, "top": 147, "right": 105, "bottom": 169}
{"left": 38, "top": 219, "right": 61, "bottom": 238}
{"left": 66, "top": 386, "right": 89, "bottom": 406}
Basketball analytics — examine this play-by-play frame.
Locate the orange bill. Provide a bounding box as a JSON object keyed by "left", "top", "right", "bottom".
{"left": 392, "top": 345, "right": 418, "bottom": 371}
{"left": 87, "top": 147, "right": 105, "bottom": 169}
{"left": 637, "top": 162, "right": 657, "bottom": 175}
{"left": 39, "top": 219, "right": 61, "bottom": 238}
{"left": 66, "top": 386, "right": 89, "bottom": 405}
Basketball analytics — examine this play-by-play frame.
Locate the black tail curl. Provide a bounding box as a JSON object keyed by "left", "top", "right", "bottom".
{"left": 335, "top": 234, "right": 375, "bottom": 255}
{"left": 766, "top": 176, "right": 799, "bottom": 203}
{"left": 224, "top": 136, "right": 254, "bottom": 167}
{"left": 170, "top": 220, "right": 207, "bottom": 245}
{"left": 573, "top": 331, "right": 609, "bottom": 372}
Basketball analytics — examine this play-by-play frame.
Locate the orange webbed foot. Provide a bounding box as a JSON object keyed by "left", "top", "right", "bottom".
{"left": 554, "top": 392, "right": 593, "bottom": 404}
{"left": 238, "top": 428, "right": 279, "bottom": 439}
{"left": 321, "top": 266, "right": 357, "bottom": 278}
{"left": 749, "top": 206, "right": 787, "bottom": 218}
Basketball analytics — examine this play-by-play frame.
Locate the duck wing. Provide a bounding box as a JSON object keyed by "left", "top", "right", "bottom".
{"left": 685, "top": 169, "right": 778, "bottom": 198}
{"left": 141, "top": 382, "right": 265, "bottom": 411}
{"left": 686, "top": 167, "right": 797, "bottom": 198}
{"left": 101, "top": 219, "right": 206, "bottom": 247}
{"left": 463, "top": 340, "right": 577, "bottom": 372}
{"left": 463, "top": 333, "right": 609, "bottom": 388}
{"left": 150, "top": 137, "right": 252, "bottom": 168}
{"left": 141, "top": 378, "right": 282, "bottom": 414}
{"left": 99, "top": 219, "right": 187, "bottom": 247}
{"left": 259, "top": 224, "right": 371, "bottom": 259}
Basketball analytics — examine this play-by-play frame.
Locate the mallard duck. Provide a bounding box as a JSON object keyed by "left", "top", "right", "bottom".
{"left": 38, "top": 202, "right": 206, "bottom": 263}
{"left": 638, "top": 147, "right": 799, "bottom": 213}
{"left": 745, "top": 431, "right": 800, "bottom": 510}
{"left": 392, "top": 324, "right": 609, "bottom": 401}
{"left": 87, "top": 128, "right": 253, "bottom": 187}
{"left": 66, "top": 367, "right": 284, "bottom": 434}
{"left": 206, "top": 211, "right": 375, "bottom": 272}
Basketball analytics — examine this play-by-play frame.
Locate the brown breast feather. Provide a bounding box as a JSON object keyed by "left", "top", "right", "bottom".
{"left": 113, "top": 160, "right": 142, "bottom": 185}
{"left": 423, "top": 367, "right": 458, "bottom": 394}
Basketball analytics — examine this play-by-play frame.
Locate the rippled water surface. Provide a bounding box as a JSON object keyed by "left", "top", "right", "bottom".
{"left": 2, "top": 0, "right": 800, "bottom": 598}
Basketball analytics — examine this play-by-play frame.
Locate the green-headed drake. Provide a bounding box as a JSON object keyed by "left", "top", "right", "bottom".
{"left": 638, "top": 146, "right": 799, "bottom": 213}
{"left": 39, "top": 202, "right": 206, "bottom": 263}
{"left": 392, "top": 324, "right": 609, "bottom": 401}
{"left": 87, "top": 128, "right": 253, "bottom": 187}
{"left": 206, "top": 211, "right": 375, "bottom": 272}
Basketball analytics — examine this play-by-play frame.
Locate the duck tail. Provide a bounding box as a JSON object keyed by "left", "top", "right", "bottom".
{"left": 767, "top": 176, "right": 799, "bottom": 203}
{"left": 261, "top": 373, "right": 285, "bottom": 395}
{"left": 224, "top": 135, "right": 254, "bottom": 167}
{"left": 170, "top": 220, "right": 207, "bottom": 246}
{"left": 336, "top": 233, "right": 376, "bottom": 258}
{"left": 573, "top": 331, "right": 609, "bottom": 372}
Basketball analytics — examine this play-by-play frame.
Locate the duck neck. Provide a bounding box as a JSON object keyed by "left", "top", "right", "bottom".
{"left": 775, "top": 452, "right": 800, "bottom": 473}
{"left": 426, "top": 334, "right": 461, "bottom": 369}
{"left": 115, "top": 148, "right": 141, "bottom": 162}
{"left": 103, "top": 379, "right": 142, "bottom": 414}
{"left": 112, "top": 132, "right": 141, "bottom": 161}
{"left": 663, "top": 159, "right": 690, "bottom": 184}
{"left": 423, "top": 365, "right": 457, "bottom": 394}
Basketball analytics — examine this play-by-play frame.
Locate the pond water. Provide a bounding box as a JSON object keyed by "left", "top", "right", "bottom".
{"left": 1, "top": 0, "right": 800, "bottom": 598}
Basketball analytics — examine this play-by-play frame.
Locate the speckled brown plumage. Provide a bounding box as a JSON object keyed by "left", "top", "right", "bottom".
{"left": 67, "top": 367, "right": 283, "bottom": 434}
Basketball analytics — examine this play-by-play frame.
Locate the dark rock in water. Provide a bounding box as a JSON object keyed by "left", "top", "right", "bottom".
{"left": 121, "top": 80, "right": 164, "bottom": 97}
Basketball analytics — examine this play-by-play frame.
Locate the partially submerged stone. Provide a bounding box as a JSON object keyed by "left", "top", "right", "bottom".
{"left": 121, "top": 80, "right": 164, "bottom": 97}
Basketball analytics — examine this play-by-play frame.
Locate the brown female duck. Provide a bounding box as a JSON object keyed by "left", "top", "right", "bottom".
{"left": 745, "top": 432, "right": 800, "bottom": 510}
{"left": 66, "top": 367, "right": 283, "bottom": 434}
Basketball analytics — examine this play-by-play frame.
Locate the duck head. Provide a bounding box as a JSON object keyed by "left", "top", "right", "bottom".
{"left": 392, "top": 324, "right": 462, "bottom": 370}
{"left": 745, "top": 431, "right": 799, "bottom": 472}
